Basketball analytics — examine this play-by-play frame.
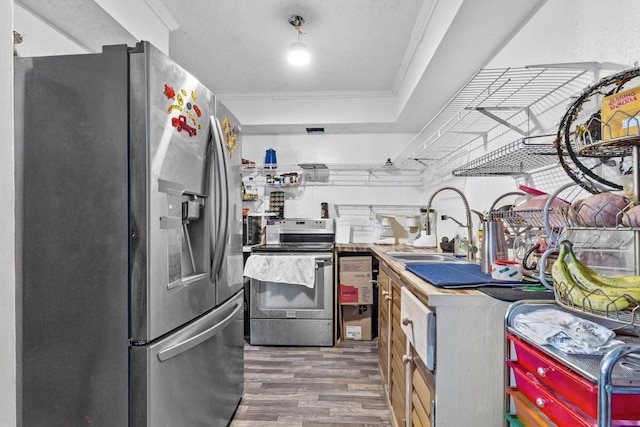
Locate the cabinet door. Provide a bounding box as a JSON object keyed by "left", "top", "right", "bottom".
{"left": 400, "top": 286, "right": 435, "bottom": 371}
{"left": 406, "top": 345, "right": 435, "bottom": 427}
{"left": 390, "top": 278, "right": 406, "bottom": 427}
{"left": 377, "top": 268, "right": 391, "bottom": 390}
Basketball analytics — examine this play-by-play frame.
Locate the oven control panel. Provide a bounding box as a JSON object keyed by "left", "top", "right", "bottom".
{"left": 275, "top": 218, "right": 335, "bottom": 233}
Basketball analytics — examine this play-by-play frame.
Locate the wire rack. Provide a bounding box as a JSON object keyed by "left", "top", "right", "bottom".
{"left": 492, "top": 208, "right": 564, "bottom": 229}
{"left": 575, "top": 106, "right": 640, "bottom": 158}
{"left": 452, "top": 134, "right": 559, "bottom": 176}
{"left": 394, "top": 66, "right": 595, "bottom": 174}
{"left": 333, "top": 204, "right": 426, "bottom": 241}
{"left": 242, "top": 163, "right": 427, "bottom": 186}
{"left": 553, "top": 281, "right": 640, "bottom": 330}
{"left": 242, "top": 163, "right": 428, "bottom": 172}
{"left": 334, "top": 204, "right": 424, "bottom": 219}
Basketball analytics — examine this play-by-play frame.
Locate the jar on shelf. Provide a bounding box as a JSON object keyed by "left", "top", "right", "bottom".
{"left": 321, "top": 202, "right": 329, "bottom": 218}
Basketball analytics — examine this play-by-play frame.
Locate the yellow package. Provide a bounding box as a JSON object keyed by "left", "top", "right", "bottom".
{"left": 601, "top": 85, "right": 640, "bottom": 140}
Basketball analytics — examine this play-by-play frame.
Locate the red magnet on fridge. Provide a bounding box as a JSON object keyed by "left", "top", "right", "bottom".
{"left": 164, "top": 84, "right": 175, "bottom": 99}
{"left": 172, "top": 115, "right": 197, "bottom": 136}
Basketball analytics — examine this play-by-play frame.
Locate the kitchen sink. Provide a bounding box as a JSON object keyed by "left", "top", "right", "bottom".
{"left": 385, "top": 252, "right": 461, "bottom": 264}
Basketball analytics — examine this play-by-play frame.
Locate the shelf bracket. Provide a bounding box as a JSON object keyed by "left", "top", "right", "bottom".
{"left": 473, "top": 107, "right": 528, "bottom": 136}
{"left": 454, "top": 131, "right": 488, "bottom": 149}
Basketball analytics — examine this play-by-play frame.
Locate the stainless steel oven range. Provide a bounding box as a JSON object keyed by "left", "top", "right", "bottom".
{"left": 248, "top": 218, "right": 335, "bottom": 346}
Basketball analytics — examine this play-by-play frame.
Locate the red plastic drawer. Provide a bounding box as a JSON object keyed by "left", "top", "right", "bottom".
{"left": 509, "top": 360, "right": 594, "bottom": 427}
{"left": 508, "top": 333, "right": 640, "bottom": 420}
{"left": 507, "top": 387, "right": 557, "bottom": 427}
{"left": 509, "top": 361, "right": 640, "bottom": 427}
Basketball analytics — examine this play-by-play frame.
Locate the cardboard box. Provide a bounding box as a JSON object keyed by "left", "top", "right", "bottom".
{"left": 339, "top": 256, "right": 373, "bottom": 305}
{"left": 342, "top": 304, "right": 372, "bottom": 340}
{"left": 601, "top": 85, "right": 640, "bottom": 140}
{"left": 340, "top": 279, "right": 374, "bottom": 305}
{"left": 340, "top": 256, "right": 372, "bottom": 274}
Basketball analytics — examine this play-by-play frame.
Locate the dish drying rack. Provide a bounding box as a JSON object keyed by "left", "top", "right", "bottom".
{"left": 545, "top": 66, "right": 640, "bottom": 328}
{"left": 533, "top": 96, "right": 640, "bottom": 329}
{"left": 489, "top": 149, "right": 640, "bottom": 329}
{"left": 497, "top": 68, "right": 640, "bottom": 264}
{"left": 533, "top": 179, "right": 640, "bottom": 330}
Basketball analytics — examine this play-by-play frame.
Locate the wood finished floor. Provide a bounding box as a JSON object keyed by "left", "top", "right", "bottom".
{"left": 229, "top": 339, "right": 392, "bottom": 427}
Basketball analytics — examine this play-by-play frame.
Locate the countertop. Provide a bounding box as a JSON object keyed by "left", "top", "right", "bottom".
{"left": 335, "top": 243, "right": 554, "bottom": 304}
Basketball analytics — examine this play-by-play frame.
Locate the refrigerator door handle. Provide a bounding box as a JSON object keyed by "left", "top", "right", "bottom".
{"left": 214, "top": 116, "right": 231, "bottom": 257}
{"left": 157, "top": 295, "right": 242, "bottom": 362}
{"left": 209, "top": 115, "right": 229, "bottom": 278}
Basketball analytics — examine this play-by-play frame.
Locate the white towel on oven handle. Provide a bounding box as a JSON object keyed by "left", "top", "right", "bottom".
{"left": 243, "top": 254, "right": 316, "bottom": 288}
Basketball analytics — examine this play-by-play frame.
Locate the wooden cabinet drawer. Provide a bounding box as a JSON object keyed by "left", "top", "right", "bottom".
{"left": 508, "top": 333, "right": 640, "bottom": 421}
{"left": 400, "top": 287, "right": 435, "bottom": 370}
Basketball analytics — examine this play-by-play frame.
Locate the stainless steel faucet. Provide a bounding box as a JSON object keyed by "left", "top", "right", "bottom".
{"left": 441, "top": 215, "right": 466, "bottom": 228}
{"left": 425, "top": 186, "right": 476, "bottom": 260}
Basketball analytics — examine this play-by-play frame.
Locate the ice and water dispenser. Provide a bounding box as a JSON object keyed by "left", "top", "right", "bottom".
{"left": 159, "top": 179, "right": 209, "bottom": 287}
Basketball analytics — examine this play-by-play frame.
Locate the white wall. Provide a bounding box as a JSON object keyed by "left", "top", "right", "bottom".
{"left": 444, "top": 0, "right": 640, "bottom": 242}
{"left": 95, "top": 0, "right": 172, "bottom": 54}
{"left": 242, "top": 133, "right": 430, "bottom": 241}
{"left": 488, "top": 0, "right": 640, "bottom": 70}
{"left": 240, "top": 132, "right": 519, "bottom": 242}
{"left": 2, "top": 0, "right": 17, "bottom": 424}
{"left": 242, "top": 132, "right": 413, "bottom": 165}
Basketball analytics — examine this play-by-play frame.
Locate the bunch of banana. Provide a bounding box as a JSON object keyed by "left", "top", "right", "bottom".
{"left": 551, "top": 240, "right": 639, "bottom": 312}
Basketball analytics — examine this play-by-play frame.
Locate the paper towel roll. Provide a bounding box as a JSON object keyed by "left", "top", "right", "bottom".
{"left": 335, "top": 219, "right": 351, "bottom": 244}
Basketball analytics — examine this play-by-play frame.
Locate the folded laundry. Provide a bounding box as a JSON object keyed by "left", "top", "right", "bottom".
{"left": 243, "top": 254, "right": 316, "bottom": 288}
{"left": 512, "top": 308, "right": 623, "bottom": 355}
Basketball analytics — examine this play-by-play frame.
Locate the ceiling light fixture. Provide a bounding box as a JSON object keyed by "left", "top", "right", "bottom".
{"left": 287, "top": 15, "right": 310, "bottom": 66}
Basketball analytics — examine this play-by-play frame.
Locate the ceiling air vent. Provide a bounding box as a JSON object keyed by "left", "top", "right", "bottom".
{"left": 306, "top": 127, "right": 325, "bottom": 134}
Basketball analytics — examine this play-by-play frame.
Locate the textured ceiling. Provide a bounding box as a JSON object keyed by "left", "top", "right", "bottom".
{"left": 12, "top": 0, "right": 640, "bottom": 174}
{"left": 161, "top": 0, "right": 424, "bottom": 95}
{"left": 13, "top": 0, "right": 551, "bottom": 137}
{"left": 154, "top": 0, "right": 551, "bottom": 135}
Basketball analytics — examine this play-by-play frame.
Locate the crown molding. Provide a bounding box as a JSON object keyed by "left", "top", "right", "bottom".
{"left": 219, "top": 89, "right": 395, "bottom": 101}
{"left": 391, "top": 0, "right": 439, "bottom": 94}
{"left": 144, "top": 0, "right": 179, "bottom": 31}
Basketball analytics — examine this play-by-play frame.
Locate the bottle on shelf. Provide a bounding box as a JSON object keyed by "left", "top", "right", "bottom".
{"left": 242, "top": 176, "right": 259, "bottom": 200}
{"left": 321, "top": 202, "right": 329, "bottom": 218}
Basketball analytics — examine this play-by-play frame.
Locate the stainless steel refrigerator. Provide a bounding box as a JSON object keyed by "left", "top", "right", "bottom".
{"left": 14, "top": 42, "right": 244, "bottom": 427}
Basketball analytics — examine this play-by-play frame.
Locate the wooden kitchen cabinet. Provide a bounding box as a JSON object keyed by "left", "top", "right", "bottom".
{"left": 376, "top": 257, "right": 511, "bottom": 427}
{"left": 401, "top": 286, "right": 436, "bottom": 427}
{"left": 377, "top": 267, "right": 391, "bottom": 388}
{"left": 377, "top": 265, "right": 406, "bottom": 427}
{"left": 390, "top": 277, "right": 406, "bottom": 426}
{"left": 407, "top": 345, "right": 435, "bottom": 427}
